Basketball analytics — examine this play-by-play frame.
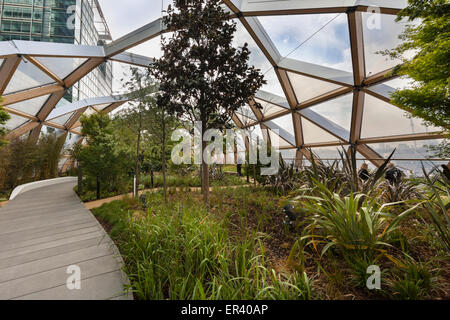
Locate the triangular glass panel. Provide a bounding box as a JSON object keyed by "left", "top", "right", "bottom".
{"left": 269, "top": 114, "right": 296, "bottom": 146}
{"left": 268, "top": 128, "right": 293, "bottom": 148}
{"left": 258, "top": 13, "right": 353, "bottom": 72}
{"left": 237, "top": 104, "right": 257, "bottom": 121}
{"left": 233, "top": 19, "right": 286, "bottom": 98}
{"left": 91, "top": 103, "right": 112, "bottom": 111}
{"left": 366, "top": 139, "right": 446, "bottom": 175}
{"left": 309, "top": 146, "right": 343, "bottom": 160}
{"left": 307, "top": 93, "right": 353, "bottom": 132}
{"left": 83, "top": 107, "right": 98, "bottom": 117}
{"left": 361, "top": 94, "right": 442, "bottom": 139}
{"left": 51, "top": 112, "right": 74, "bottom": 126}
{"left": 362, "top": 13, "right": 414, "bottom": 77}
{"left": 301, "top": 117, "right": 340, "bottom": 144}
{"left": 366, "top": 77, "right": 414, "bottom": 100}
{"left": 35, "top": 57, "right": 87, "bottom": 79}
{"left": 55, "top": 97, "right": 72, "bottom": 109}
{"left": 4, "top": 59, "right": 54, "bottom": 95}
{"left": 287, "top": 72, "right": 342, "bottom": 103}
{"left": 1, "top": 114, "right": 28, "bottom": 131}
{"left": 236, "top": 113, "right": 257, "bottom": 126}
{"left": 254, "top": 98, "right": 287, "bottom": 118}
{"left": 280, "top": 149, "right": 297, "bottom": 165}
{"left": 6, "top": 94, "right": 50, "bottom": 117}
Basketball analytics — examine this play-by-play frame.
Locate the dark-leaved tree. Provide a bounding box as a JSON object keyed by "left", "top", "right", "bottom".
{"left": 151, "top": 0, "right": 265, "bottom": 203}
{"left": 0, "top": 97, "right": 10, "bottom": 148}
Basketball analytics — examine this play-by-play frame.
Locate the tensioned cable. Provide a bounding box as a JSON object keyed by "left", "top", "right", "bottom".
{"left": 262, "top": 13, "right": 343, "bottom": 76}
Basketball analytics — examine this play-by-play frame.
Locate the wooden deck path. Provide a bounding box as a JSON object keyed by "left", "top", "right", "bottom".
{"left": 0, "top": 178, "right": 132, "bottom": 300}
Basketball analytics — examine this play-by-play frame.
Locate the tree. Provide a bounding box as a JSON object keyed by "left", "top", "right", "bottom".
{"left": 152, "top": 0, "right": 265, "bottom": 203}
{"left": 120, "top": 67, "right": 159, "bottom": 196}
{"left": 75, "top": 113, "right": 126, "bottom": 200}
{"left": 385, "top": 0, "right": 449, "bottom": 130}
{"left": 0, "top": 98, "right": 10, "bottom": 148}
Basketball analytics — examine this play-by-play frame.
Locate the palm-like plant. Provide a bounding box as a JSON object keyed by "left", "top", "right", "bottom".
{"left": 420, "top": 164, "right": 450, "bottom": 252}
{"left": 262, "top": 157, "right": 300, "bottom": 194}
{"left": 294, "top": 179, "right": 419, "bottom": 257}
{"left": 379, "top": 179, "right": 422, "bottom": 203}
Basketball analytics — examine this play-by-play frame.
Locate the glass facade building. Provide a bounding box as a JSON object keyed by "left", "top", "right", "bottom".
{"left": 0, "top": 0, "right": 112, "bottom": 102}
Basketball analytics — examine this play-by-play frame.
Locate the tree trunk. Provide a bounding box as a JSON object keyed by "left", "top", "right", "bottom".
{"left": 246, "top": 163, "right": 250, "bottom": 183}
{"left": 253, "top": 164, "right": 256, "bottom": 186}
{"left": 162, "top": 112, "right": 167, "bottom": 204}
{"left": 96, "top": 176, "right": 100, "bottom": 200}
{"left": 135, "top": 114, "right": 142, "bottom": 198}
{"left": 77, "top": 164, "right": 82, "bottom": 195}
{"left": 201, "top": 119, "right": 209, "bottom": 204}
{"left": 151, "top": 169, "right": 154, "bottom": 188}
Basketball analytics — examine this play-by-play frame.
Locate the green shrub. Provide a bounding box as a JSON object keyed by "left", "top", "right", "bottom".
{"left": 92, "top": 195, "right": 312, "bottom": 300}
{"left": 387, "top": 258, "right": 435, "bottom": 300}
{"left": 294, "top": 180, "right": 419, "bottom": 257}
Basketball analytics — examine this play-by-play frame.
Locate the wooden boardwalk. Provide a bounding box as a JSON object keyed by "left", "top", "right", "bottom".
{"left": 0, "top": 179, "right": 132, "bottom": 300}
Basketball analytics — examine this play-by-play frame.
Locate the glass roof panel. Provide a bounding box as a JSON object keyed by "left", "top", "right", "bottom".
{"left": 301, "top": 117, "right": 340, "bottom": 144}
{"left": 91, "top": 103, "right": 112, "bottom": 111}
{"left": 233, "top": 19, "right": 285, "bottom": 97}
{"left": 367, "top": 77, "right": 414, "bottom": 99}
{"left": 309, "top": 146, "right": 344, "bottom": 160}
{"left": 236, "top": 112, "right": 256, "bottom": 126}
{"left": 361, "top": 94, "right": 442, "bottom": 138}
{"left": 6, "top": 94, "right": 50, "bottom": 117}
{"left": 307, "top": 93, "right": 353, "bottom": 133}
{"left": 270, "top": 114, "right": 296, "bottom": 146}
{"left": 237, "top": 104, "right": 257, "bottom": 121}
{"left": 268, "top": 128, "right": 293, "bottom": 148}
{"left": 255, "top": 98, "right": 287, "bottom": 118}
{"left": 280, "top": 149, "right": 297, "bottom": 164}
{"left": 83, "top": 107, "right": 98, "bottom": 117}
{"left": 35, "top": 57, "right": 88, "bottom": 79}
{"left": 362, "top": 13, "right": 412, "bottom": 77}
{"left": 51, "top": 112, "right": 74, "bottom": 126}
{"left": 259, "top": 13, "right": 352, "bottom": 72}
{"left": 287, "top": 72, "right": 342, "bottom": 103}
{"left": 367, "top": 139, "right": 447, "bottom": 175}
{"left": 1, "top": 114, "right": 28, "bottom": 131}
{"left": 4, "top": 59, "right": 55, "bottom": 95}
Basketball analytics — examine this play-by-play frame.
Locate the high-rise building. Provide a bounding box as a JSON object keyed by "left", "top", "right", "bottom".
{"left": 0, "top": 0, "right": 113, "bottom": 103}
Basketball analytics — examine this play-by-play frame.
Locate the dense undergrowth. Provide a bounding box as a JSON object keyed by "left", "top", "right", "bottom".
{"left": 92, "top": 154, "right": 449, "bottom": 300}
{"left": 93, "top": 190, "right": 312, "bottom": 300}
{"left": 78, "top": 172, "right": 247, "bottom": 202}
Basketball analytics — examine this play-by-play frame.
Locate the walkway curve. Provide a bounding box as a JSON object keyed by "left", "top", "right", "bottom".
{"left": 0, "top": 178, "right": 132, "bottom": 300}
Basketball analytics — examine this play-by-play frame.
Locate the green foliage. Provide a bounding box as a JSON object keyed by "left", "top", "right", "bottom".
{"left": 92, "top": 195, "right": 312, "bottom": 300}
{"left": 152, "top": 0, "right": 265, "bottom": 202}
{"left": 0, "top": 97, "right": 10, "bottom": 148}
{"left": 262, "top": 158, "right": 301, "bottom": 195}
{"left": 300, "top": 147, "right": 395, "bottom": 197}
{"left": 379, "top": 179, "right": 422, "bottom": 203}
{"left": 0, "top": 133, "right": 66, "bottom": 192}
{"left": 420, "top": 164, "right": 450, "bottom": 251}
{"left": 294, "top": 180, "right": 419, "bottom": 257}
{"left": 386, "top": 0, "right": 450, "bottom": 129}
{"left": 74, "top": 113, "right": 129, "bottom": 198}
{"left": 388, "top": 258, "right": 435, "bottom": 300}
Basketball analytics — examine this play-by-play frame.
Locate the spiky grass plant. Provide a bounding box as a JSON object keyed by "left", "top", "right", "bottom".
{"left": 420, "top": 164, "right": 450, "bottom": 252}
{"left": 293, "top": 179, "right": 420, "bottom": 257}
{"left": 93, "top": 193, "right": 313, "bottom": 300}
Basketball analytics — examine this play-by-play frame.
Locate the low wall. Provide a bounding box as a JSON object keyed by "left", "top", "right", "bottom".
{"left": 9, "top": 177, "right": 77, "bottom": 200}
